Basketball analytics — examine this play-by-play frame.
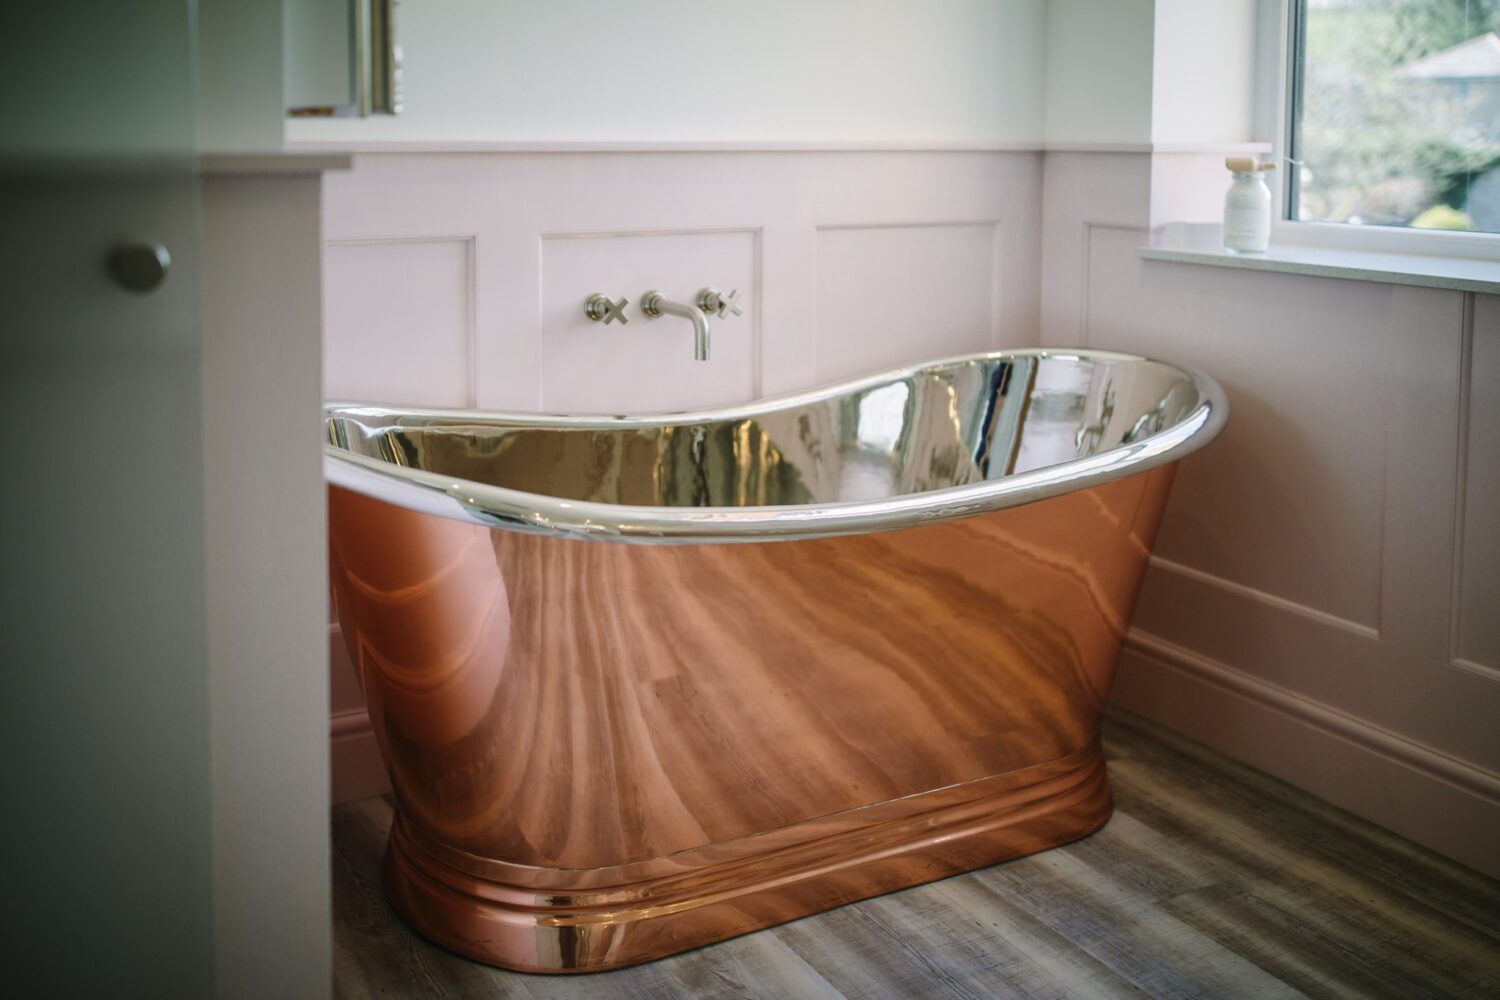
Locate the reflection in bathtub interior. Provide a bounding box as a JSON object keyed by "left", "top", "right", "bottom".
{"left": 328, "top": 353, "right": 1214, "bottom": 527}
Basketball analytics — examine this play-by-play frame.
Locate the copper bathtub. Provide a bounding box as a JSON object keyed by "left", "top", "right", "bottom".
{"left": 325, "top": 349, "right": 1226, "bottom": 973}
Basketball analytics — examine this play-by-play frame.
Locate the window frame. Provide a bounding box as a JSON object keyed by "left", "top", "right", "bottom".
{"left": 1266, "top": 0, "right": 1500, "bottom": 260}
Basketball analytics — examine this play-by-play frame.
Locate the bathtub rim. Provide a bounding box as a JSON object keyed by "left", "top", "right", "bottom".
{"left": 323, "top": 347, "right": 1226, "bottom": 543}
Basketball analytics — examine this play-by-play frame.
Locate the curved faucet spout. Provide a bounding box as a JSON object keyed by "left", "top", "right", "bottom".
{"left": 640, "top": 291, "right": 710, "bottom": 361}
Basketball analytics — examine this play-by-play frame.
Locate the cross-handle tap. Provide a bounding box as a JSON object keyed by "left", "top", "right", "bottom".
{"left": 697, "top": 287, "right": 743, "bottom": 318}
{"left": 640, "top": 290, "right": 710, "bottom": 361}
{"left": 584, "top": 292, "right": 629, "bottom": 325}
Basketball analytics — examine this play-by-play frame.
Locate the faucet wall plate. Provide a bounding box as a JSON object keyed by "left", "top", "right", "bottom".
{"left": 584, "top": 292, "right": 629, "bottom": 325}
{"left": 638, "top": 290, "right": 666, "bottom": 318}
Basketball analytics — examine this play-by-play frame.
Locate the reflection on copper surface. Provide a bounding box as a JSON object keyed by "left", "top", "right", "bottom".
{"left": 328, "top": 462, "right": 1178, "bottom": 973}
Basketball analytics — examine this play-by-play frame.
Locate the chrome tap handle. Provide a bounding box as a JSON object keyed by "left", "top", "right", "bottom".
{"left": 584, "top": 292, "right": 629, "bottom": 325}
{"left": 697, "top": 287, "right": 742, "bottom": 319}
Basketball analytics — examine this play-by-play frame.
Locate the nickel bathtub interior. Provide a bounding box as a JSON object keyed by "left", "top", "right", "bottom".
{"left": 325, "top": 348, "right": 1227, "bottom": 974}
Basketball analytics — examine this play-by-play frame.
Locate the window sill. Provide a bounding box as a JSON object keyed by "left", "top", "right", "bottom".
{"left": 1139, "top": 226, "right": 1500, "bottom": 295}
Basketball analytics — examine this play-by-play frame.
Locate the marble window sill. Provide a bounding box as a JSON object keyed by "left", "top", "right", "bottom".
{"left": 1140, "top": 228, "right": 1500, "bottom": 295}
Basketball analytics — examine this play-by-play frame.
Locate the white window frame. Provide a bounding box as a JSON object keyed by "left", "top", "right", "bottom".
{"left": 1262, "top": 0, "right": 1500, "bottom": 261}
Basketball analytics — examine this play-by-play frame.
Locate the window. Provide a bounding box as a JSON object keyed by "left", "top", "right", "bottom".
{"left": 1287, "top": 0, "right": 1500, "bottom": 236}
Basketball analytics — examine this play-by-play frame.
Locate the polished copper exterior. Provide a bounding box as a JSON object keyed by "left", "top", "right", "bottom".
{"left": 326, "top": 350, "right": 1225, "bottom": 972}
{"left": 329, "top": 464, "right": 1178, "bottom": 973}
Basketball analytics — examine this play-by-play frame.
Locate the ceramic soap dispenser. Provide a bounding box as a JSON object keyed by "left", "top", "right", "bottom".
{"left": 1223, "top": 156, "right": 1277, "bottom": 253}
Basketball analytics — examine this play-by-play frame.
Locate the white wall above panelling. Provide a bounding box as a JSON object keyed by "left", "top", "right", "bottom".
{"left": 287, "top": 2, "right": 1269, "bottom": 154}
{"left": 815, "top": 223, "right": 1002, "bottom": 383}
{"left": 1150, "top": 0, "right": 1258, "bottom": 145}
{"left": 288, "top": 0, "right": 1047, "bottom": 146}
{"left": 1043, "top": 0, "right": 1156, "bottom": 146}
{"left": 323, "top": 237, "right": 475, "bottom": 406}
{"left": 1040, "top": 0, "right": 1261, "bottom": 149}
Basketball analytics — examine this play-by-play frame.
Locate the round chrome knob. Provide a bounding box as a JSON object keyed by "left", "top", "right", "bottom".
{"left": 584, "top": 292, "right": 629, "bottom": 325}
{"left": 697, "top": 287, "right": 743, "bottom": 319}
{"left": 108, "top": 241, "right": 171, "bottom": 293}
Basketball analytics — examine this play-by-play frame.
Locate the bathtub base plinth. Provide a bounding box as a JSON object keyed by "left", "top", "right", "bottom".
{"left": 381, "top": 742, "right": 1112, "bottom": 974}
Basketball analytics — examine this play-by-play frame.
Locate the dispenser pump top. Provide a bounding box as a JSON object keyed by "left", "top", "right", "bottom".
{"left": 1226, "top": 156, "right": 1277, "bottom": 174}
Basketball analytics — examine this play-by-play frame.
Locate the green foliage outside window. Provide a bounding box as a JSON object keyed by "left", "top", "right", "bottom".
{"left": 1294, "top": 0, "right": 1500, "bottom": 233}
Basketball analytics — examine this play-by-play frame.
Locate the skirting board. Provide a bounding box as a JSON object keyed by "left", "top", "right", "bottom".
{"left": 1113, "top": 630, "right": 1500, "bottom": 880}
{"left": 329, "top": 624, "right": 392, "bottom": 803}
{"left": 331, "top": 709, "right": 390, "bottom": 804}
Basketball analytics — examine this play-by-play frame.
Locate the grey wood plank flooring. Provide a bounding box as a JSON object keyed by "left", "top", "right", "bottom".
{"left": 332, "top": 710, "right": 1500, "bottom": 999}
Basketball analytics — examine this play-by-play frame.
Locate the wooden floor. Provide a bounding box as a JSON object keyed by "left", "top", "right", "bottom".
{"left": 333, "top": 711, "right": 1500, "bottom": 999}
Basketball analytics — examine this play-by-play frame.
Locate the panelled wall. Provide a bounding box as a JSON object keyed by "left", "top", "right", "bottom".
{"left": 321, "top": 152, "right": 1041, "bottom": 409}
{"left": 1041, "top": 152, "right": 1500, "bottom": 878}
{"left": 323, "top": 149, "right": 1045, "bottom": 799}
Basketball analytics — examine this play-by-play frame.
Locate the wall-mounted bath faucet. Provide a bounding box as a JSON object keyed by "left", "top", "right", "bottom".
{"left": 589, "top": 287, "right": 742, "bottom": 361}
{"left": 641, "top": 290, "right": 712, "bottom": 361}
{"left": 584, "top": 292, "right": 630, "bottom": 325}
